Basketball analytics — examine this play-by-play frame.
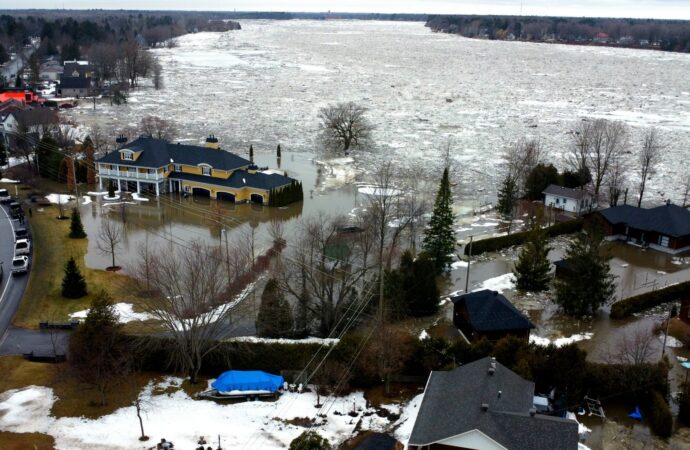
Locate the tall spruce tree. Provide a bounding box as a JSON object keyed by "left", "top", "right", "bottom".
{"left": 107, "top": 180, "right": 115, "bottom": 197}
{"left": 497, "top": 174, "right": 518, "bottom": 217}
{"left": 554, "top": 229, "right": 615, "bottom": 316}
{"left": 69, "top": 208, "right": 87, "bottom": 238}
{"left": 249, "top": 144, "right": 254, "bottom": 162}
{"left": 256, "top": 278, "right": 293, "bottom": 338}
{"left": 513, "top": 221, "right": 551, "bottom": 292}
{"left": 423, "top": 167, "right": 456, "bottom": 272}
{"left": 62, "top": 256, "right": 88, "bottom": 298}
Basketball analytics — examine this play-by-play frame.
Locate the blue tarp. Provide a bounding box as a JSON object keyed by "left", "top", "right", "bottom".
{"left": 628, "top": 406, "right": 643, "bottom": 421}
{"left": 212, "top": 370, "right": 284, "bottom": 393}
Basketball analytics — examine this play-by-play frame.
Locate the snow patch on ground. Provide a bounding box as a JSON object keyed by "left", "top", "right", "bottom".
{"left": 530, "top": 332, "right": 593, "bottom": 347}
{"left": 70, "top": 303, "right": 154, "bottom": 323}
{"left": 0, "top": 178, "right": 19, "bottom": 183}
{"left": 81, "top": 196, "right": 92, "bottom": 205}
{"left": 0, "top": 379, "right": 401, "bottom": 450}
{"left": 45, "top": 194, "right": 75, "bottom": 204}
{"left": 228, "top": 336, "right": 339, "bottom": 345}
{"left": 659, "top": 334, "right": 684, "bottom": 348}
{"left": 132, "top": 192, "right": 150, "bottom": 202}
{"left": 419, "top": 329, "right": 429, "bottom": 341}
{"left": 393, "top": 393, "right": 424, "bottom": 448}
{"left": 357, "top": 185, "right": 402, "bottom": 197}
{"left": 473, "top": 273, "right": 515, "bottom": 293}
{"left": 451, "top": 260, "right": 468, "bottom": 269}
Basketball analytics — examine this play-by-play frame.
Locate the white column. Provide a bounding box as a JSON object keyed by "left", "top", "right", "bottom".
{"left": 99, "top": 177, "right": 103, "bottom": 190}
{"left": 155, "top": 182, "right": 160, "bottom": 197}
{"left": 117, "top": 179, "right": 121, "bottom": 191}
{"left": 169, "top": 179, "right": 173, "bottom": 192}
{"left": 136, "top": 181, "right": 140, "bottom": 194}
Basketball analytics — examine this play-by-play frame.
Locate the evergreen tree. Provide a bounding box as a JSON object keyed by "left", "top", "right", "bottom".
{"left": 497, "top": 174, "right": 518, "bottom": 217}
{"left": 385, "top": 251, "right": 440, "bottom": 318}
{"left": 62, "top": 256, "right": 88, "bottom": 298}
{"left": 289, "top": 431, "right": 330, "bottom": 450}
{"left": 107, "top": 180, "right": 115, "bottom": 197}
{"left": 277, "top": 144, "right": 281, "bottom": 158}
{"left": 15, "top": 73, "right": 22, "bottom": 87}
{"left": 525, "top": 163, "right": 559, "bottom": 200}
{"left": 0, "top": 140, "right": 7, "bottom": 167}
{"left": 423, "top": 167, "right": 456, "bottom": 272}
{"left": 249, "top": 144, "right": 254, "bottom": 162}
{"left": 554, "top": 229, "right": 615, "bottom": 316}
{"left": 84, "top": 136, "right": 96, "bottom": 184}
{"left": 69, "top": 208, "right": 87, "bottom": 238}
{"left": 256, "top": 278, "right": 293, "bottom": 338}
{"left": 513, "top": 221, "right": 551, "bottom": 292}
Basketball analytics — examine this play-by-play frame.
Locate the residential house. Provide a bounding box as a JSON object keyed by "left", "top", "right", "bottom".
{"left": 594, "top": 202, "right": 690, "bottom": 254}
{"left": 543, "top": 184, "right": 594, "bottom": 216}
{"left": 95, "top": 136, "right": 299, "bottom": 205}
{"left": 39, "top": 59, "right": 64, "bottom": 81}
{"left": 57, "top": 75, "right": 92, "bottom": 98}
{"left": 593, "top": 32, "right": 610, "bottom": 43}
{"left": 407, "top": 357, "right": 579, "bottom": 450}
{"left": 451, "top": 290, "right": 534, "bottom": 342}
{"left": 63, "top": 60, "right": 93, "bottom": 78}
{"left": 0, "top": 110, "right": 19, "bottom": 147}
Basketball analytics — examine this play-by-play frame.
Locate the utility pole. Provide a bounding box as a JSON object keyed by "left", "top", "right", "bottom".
{"left": 222, "top": 228, "right": 230, "bottom": 281}
{"left": 661, "top": 305, "right": 673, "bottom": 359}
{"left": 464, "top": 235, "right": 473, "bottom": 293}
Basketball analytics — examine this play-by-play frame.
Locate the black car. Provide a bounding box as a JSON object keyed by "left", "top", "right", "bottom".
{"left": 0, "top": 189, "right": 11, "bottom": 204}
{"left": 14, "top": 227, "right": 29, "bottom": 240}
{"left": 9, "top": 201, "right": 22, "bottom": 219}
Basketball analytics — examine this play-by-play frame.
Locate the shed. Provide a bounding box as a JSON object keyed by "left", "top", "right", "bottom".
{"left": 451, "top": 290, "right": 534, "bottom": 342}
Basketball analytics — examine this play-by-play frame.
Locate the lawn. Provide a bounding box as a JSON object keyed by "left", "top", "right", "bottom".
{"left": 0, "top": 432, "right": 55, "bottom": 450}
{"left": 4, "top": 181, "right": 147, "bottom": 329}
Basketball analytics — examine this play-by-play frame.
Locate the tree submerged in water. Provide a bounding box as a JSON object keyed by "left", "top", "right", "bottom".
{"left": 513, "top": 219, "right": 551, "bottom": 292}
{"left": 422, "top": 167, "right": 455, "bottom": 272}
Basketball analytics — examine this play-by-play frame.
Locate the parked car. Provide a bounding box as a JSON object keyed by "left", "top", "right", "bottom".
{"left": 11, "top": 255, "right": 29, "bottom": 275}
{"left": 9, "top": 201, "right": 22, "bottom": 218}
{"left": 14, "top": 227, "right": 29, "bottom": 240}
{"left": 0, "top": 189, "right": 11, "bottom": 203}
{"left": 15, "top": 238, "right": 30, "bottom": 256}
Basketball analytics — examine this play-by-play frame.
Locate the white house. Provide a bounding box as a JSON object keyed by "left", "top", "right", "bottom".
{"left": 542, "top": 184, "right": 594, "bottom": 215}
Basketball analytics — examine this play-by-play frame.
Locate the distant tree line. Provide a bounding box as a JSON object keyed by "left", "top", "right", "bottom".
{"left": 427, "top": 15, "right": 690, "bottom": 52}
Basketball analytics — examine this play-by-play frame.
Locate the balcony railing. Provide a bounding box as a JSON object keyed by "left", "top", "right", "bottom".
{"left": 98, "top": 168, "right": 165, "bottom": 180}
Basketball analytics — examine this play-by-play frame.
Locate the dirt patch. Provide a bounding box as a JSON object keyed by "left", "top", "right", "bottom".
{"left": 0, "top": 431, "right": 55, "bottom": 450}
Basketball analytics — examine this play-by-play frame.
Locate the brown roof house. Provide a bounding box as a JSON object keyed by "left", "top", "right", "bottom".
{"left": 407, "top": 357, "right": 579, "bottom": 450}
{"left": 451, "top": 290, "right": 534, "bottom": 343}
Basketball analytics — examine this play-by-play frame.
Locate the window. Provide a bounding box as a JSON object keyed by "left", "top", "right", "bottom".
{"left": 555, "top": 198, "right": 560, "bottom": 204}
{"left": 202, "top": 166, "right": 212, "bottom": 176}
{"left": 659, "top": 235, "right": 670, "bottom": 248}
{"left": 121, "top": 151, "right": 133, "bottom": 161}
{"left": 563, "top": 198, "right": 567, "bottom": 204}
{"left": 148, "top": 169, "right": 156, "bottom": 174}
{"left": 174, "top": 164, "right": 182, "bottom": 172}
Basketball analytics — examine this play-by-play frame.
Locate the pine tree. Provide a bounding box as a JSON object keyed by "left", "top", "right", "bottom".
{"left": 256, "top": 278, "right": 293, "bottom": 338}
{"left": 554, "top": 229, "right": 615, "bottom": 316}
{"left": 107, "top": 180, "right": 115, "bottom": 197}
{"left": 497, "top": 174, "right": 518, "bottom": 217}
{"left": 84, "top": 136, "right": 96, "bottom": 185}
{"left": 277, "top": 144, "right": 282, "bottom": 158}
{"left": 405, "top": 251, "right": 440, "bottom": 316}
{"left": 0, "top": 140, "right": 7, "bottom": 167}
{"left": 69, "top": 208, "right": 87, "bottom": 239}
{"left": 249, "top": 144, "right": 254, "bottom": 162}
{"left": 513, "top": 221, "right": 551, "bottom": 292}
{"left": 62, "top": 256, "right": 88, "bottom": 298}
{"left": 423, "top": 167, "right": 456, "bottom": 272}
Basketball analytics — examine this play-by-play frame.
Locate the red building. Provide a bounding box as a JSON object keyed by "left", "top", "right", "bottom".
{"left": 0, "top": 88, "right": 43, "bottom": 105}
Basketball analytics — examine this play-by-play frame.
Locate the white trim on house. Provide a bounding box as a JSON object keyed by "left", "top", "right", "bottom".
{"left": 435, "top": 429, "right": 508, "bottom": 450}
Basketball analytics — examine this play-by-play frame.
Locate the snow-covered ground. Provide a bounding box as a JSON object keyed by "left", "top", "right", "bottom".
{"left": 66, "top": 20, "right": 690, "bottom": 205}
{"left": 473, "top": 273, "right": 516, "bottom": 293}
{"left": 530, "top": 332, "right": 594, "bottom": 347}
{"left": 0, "top": 378, "right": 419, "bottom": 450}
{"left": 228, "top": 336, "right": 339, "bottom": 345}
{"left": 70, "top": 303, "right": 154, "bottom": 323}
{"left": 45, "top": 193, "right": 76, "bottom": 205}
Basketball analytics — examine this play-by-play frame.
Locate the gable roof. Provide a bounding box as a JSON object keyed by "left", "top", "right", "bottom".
{"left": 170, "top": 169, "right": 293, "bottom": 191}
{"left": 408, "top": 357, "right": 578, "bottom": 450}
{"left": 598, "top": 203, "right": 690, "bottom": 238}
{"left": 451, "top": 290, "right": 534, "bottom": 331}
{"left": 96, "top": 137, "right": 253, "bottom": 171}
{"left": 59, "top": 76, "right": 91, "bottom": 89}
{"left": 542, "top": 184, "right": 589, "bottom": 200}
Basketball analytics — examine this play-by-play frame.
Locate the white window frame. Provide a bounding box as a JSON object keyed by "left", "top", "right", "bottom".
{"left": 174, "top": 164, "right": 182, "bottom": 172}
{"left": 121, "top": 151, "right": 133, "bottom": 161}
{"left": 200, "top": 164, "right": 212, "bottom": 176}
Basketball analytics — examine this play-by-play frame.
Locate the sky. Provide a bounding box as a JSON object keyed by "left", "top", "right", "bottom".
{"left": 5, "top": 1, "right": 690, "bottom": 20}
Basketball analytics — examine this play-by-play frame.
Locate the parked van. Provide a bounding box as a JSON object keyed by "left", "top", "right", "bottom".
{"left": 14, "top": 227, "right": 29, "bottom": 240}
{"left": 0, "top": 188, "right": 10, "bottom": 203}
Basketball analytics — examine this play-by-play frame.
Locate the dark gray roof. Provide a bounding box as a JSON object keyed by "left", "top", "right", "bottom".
{"left": 170, "top": 170, "right": 293, "bottom": 191}
{"left": 59, "top": 76, "right": 91, "bottom": 89}
{"left": 598, "top": 203, "right": 690, "bottom": 238}
{"left": 408, "top": 357, "right": 578, "bottom": 449}
{"left": 451, "top": 290, "right": 534, "bottom": 331}
{"left": 354, "top": 433, "right": 398, "bottom": 450}
{"left": 542, "top": 184, "right": 589, "bottom": 200}
{"left": 96, "top": 137, "right": 253, "bottom": 171}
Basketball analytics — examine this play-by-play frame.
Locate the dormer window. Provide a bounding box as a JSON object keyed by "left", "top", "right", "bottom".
{"left": 199, "top": 163, "right": 212, "bottom": 176}
{"left": 121, "top": 150, "right": 134, "bottom": 161}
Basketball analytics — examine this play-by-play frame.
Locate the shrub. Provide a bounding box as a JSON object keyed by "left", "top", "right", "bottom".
{"left": 62, "top": 256, "right": 87, "bottom": 298}
{"left": 610, "top": 280, "right": 690, "bottom": 319}
{"left": 647, "top": 391, "right": 673, "bottom": 438}
{"left": 69, "top": 208, "right": 87, "bottom": 238}
{"left": 289, "top": 431, "right": 330, "bottom": 450}
{"left": 464, "top": 219, "right": 583, "bottom": 255}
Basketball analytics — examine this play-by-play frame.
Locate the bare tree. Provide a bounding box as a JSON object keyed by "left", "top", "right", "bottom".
{"left": 318, "top": 102, "right": 373, "bottom": 155}
{"left": 139, "top": 115, "right": 177, "bottom": 141}
{"left": 135, "top": 241, "right": 238, "bottom": 383}
{"left": 571, "top": 119, "right": 627, "bottom": 202}
{"left": 152, "top": 58, "right": 163, "bottom": 90}
{"left": 637, "top": 128, "right": 662, "bottom": 207}
{"left": 605, "top": 151, "right": 628, "bottom": 206}
{"left": 605, "top": 325, "right": 657, "bottom": 365}
{"left": 503, "top": 138, "right": 545, "bottom": 194}
{"left": 358, "top": 325, "right": 414, "bottom": 395}
{"left": 97, "top": 218, "right": 123, "bottom": 270}
{"left": 682, "top": 175, "right": 690, "bottom": 208}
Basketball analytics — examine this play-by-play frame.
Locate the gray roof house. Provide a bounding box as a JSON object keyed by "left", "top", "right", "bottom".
{"left": 57, "top": 76, "right": 92, "bottom": 98}
{"left": 542, "top": 184, "right": 594, "bottom": 216}
{"left": 451, "top": 290, "right": 534, "bottom": 342}
{"left": 408, "top": 357, "right": 579, "bottom": 450}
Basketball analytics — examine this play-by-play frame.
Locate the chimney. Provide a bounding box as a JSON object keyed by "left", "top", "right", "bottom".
{"left": 206, "top": 134, "right": 219, "bottom": 149}
{"left": 248, "top": 164, "right": 258, "bottom": 174}
{"left": 529, "top": 408, "right": 536, "bottom": 417}
{"left": 498, "top": 390, "right": 502, "bottom": 399}
{"left": 481, "top": 403, "right": 489, "bottom": 412}
{"left": 488, "top": 357, "right": 497, "bottom": 375}
{"left": 115, "top": 134, "right": 127, "bottom": 146}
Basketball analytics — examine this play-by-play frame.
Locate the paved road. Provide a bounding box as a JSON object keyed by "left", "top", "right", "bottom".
{"left": 0, "top": 202, "right": 30, "bottom": 345}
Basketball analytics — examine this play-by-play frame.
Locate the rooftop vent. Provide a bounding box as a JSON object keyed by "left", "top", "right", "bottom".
{"left": 206, "top": 134, "right": 220, "bottom": 149}
{"left": 115, "top": 134, "right": 127, "bottom": 145}
{"left": 488, "top": 367, "right": 495, "bottom": 375}
{"left": 498, "top": 390, "right": 502, "bottom": 399}
{"left": 481, "top": 403, "right": 489, "bottom": 412}
{"left": 529, "top": 408, "right": 537, "bottom": 417}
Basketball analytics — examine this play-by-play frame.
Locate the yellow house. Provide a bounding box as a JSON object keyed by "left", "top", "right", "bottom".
{"left": 96, "top": 136, "right": 297, "bottom": 205}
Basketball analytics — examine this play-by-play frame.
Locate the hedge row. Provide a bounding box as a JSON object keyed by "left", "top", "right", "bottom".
{"left": 648, "top": 391, "right": 673, "bottom": 438}
{"left": 463, "top": 218, "right": 584, "bottom": 255}
{"left": 610, "top": 280, "right": 690, "bottom": 319}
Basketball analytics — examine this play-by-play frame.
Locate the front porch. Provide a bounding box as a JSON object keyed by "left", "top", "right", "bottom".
{"left": 98, "top": 175, "right": 169, "bottom": 197}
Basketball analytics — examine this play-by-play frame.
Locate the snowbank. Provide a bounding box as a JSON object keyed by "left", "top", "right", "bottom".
{"left": 228, "top": 336, "right": 340, "bottom": 345}
{"left": 81, "top": 196, "right": 92, "bottom": 205}
{"left": 45, "top": 194, "right": 75, "bottom": 205}
{"left": 419, "top": 330, "right": 429, "bottom": 341}
{"left": 132, "top": 192, "right": 150, "bottom": 202}
{"left": 530, "top": 332, "right": 593, "bottom": 347}
{"left": 659, "top": 334, "right": 684, "bottom": 348}
{"left": 473, "top": 273, "right": 515, "bottom": 293}
{"left": 70, "top": 303, "right": 154, "bottom": 323}
{"left": 357, "top": 185, "right": 402, "bottom": 197}
{"left": 393, "top": 393, "right": 424, "bottom": 448}
{"left": 451, "top": 260, "right": 468, "bottom": 269}
{"left": 0, "top": 379, "right": 397, "bottom": 450}
{"left": 0, "top": 178, "right": 19, "bottom": 183}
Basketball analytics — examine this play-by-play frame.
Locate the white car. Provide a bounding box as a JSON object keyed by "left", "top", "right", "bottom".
{"left": 14, "top": 238, "right": 30, "bottom": 256}
{"left": 11, "top": 255, "right": 29, "bottom": 275}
